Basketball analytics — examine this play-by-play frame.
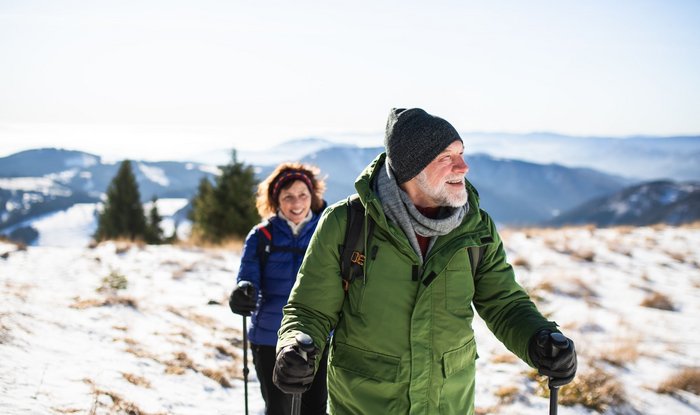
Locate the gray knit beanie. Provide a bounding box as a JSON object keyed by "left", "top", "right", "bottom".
{"left": 384, "top": 108, "right": 463, "bottom": 184}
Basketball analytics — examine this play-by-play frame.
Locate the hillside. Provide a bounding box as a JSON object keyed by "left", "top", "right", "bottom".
{"left": 1, "top": 225, "right": 699, "bottom": 414}
{"left": 0, "top": 149, "right": 215, "bottom": 239}
{"left": 550, "top": 181, "right": 700, "bottom": 227}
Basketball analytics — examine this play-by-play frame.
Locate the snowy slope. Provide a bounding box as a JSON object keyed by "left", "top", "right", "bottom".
{"left": 2, "top": 198, "right": 190, "bottom": 248}
{"left": 1, "top": 225, "right": 699, "bottom": 414}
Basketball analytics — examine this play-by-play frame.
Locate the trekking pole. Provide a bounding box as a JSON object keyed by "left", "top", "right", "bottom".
{"left": 236, "top": 281, "right": 254, "bottom": 415}
{"left": 242, "top": 314, "right": 249, "bottom": 415}
{"left": 291, "top": 332, "right": 315, "bottom": 415}
{"left": 547, "top": 332, "right": 570, "bottom": 415}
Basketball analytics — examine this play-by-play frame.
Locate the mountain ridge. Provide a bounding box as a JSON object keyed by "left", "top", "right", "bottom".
{"left": 2, "top": 140, "right": 699, "bottom": 244}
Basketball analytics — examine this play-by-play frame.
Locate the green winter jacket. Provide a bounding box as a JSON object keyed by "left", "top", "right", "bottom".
{"left": 279, "top": 154, "right": 556, "bottom": 414}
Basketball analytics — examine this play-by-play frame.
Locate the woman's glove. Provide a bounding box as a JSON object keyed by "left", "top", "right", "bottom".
{"left": 529, "top": 329, "right": 577, "bottom": 387}
{"left": 228, "top": 281, "right": 257, "bottom": 316}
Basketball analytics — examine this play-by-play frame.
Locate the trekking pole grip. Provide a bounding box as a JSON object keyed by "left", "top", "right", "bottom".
{"left": 295, "top": 332, "right": 315, "bottom": 360}
{"left": 291, "top": 333, "right": 315, "bottom": 415}
{"left": 550, "top": 332, "right": 569, "bottom": 357}
{"left": 548, "top": 332, "right": 569, "bottom": 415}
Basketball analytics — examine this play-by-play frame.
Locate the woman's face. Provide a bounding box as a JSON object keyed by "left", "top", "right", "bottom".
{"left": 278, "top": 180, "right": 312, "bottom": 224}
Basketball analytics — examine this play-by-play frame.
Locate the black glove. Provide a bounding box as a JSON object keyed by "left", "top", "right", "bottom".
{"left": 272, "top": 339, "right": 318, "bottom": 394}
{"left": 529, "top": 329, "right": 577, "bottom": 387}
{"left": 229, "top": 281, "right": 257, "bottom": 316}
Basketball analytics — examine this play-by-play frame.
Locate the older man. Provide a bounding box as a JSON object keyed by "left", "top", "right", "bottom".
{"left": 273, "top": 108, "right": 577, "bottom": 414}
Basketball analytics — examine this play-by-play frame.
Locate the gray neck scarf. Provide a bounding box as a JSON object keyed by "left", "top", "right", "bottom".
{"left": 375, "top": 162, "right": 468, "bottom": 262}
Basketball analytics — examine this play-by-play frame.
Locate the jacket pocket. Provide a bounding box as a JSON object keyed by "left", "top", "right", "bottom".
{"left": 445, "top": 248, "right": 474, "bottom": 317}
{"left": 442, "top": 337, "right": 477, "bottom": 378}
{"left": 331, "top": 342, "right": 401, "bottom": 383}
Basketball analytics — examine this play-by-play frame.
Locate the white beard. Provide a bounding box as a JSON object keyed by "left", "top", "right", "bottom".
{"left": 416, "top": 171, "right": 468, "bottom": 208}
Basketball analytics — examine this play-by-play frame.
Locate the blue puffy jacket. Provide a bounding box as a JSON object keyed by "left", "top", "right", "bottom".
{"left": 237, "top": 212, "right": 322, "bottom": 346}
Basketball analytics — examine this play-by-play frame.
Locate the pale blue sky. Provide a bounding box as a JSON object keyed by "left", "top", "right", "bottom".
{"left": 1, "top": 0, "right": 699, "bottom": 160}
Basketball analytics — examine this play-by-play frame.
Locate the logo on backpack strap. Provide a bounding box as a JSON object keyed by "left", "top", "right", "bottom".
{"left": 350, "top": 251, "right": 365, "bottom": 267}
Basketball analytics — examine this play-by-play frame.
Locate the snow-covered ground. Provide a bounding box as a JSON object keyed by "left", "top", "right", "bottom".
{"left": 1, "top": 225, "right": 699, "bottom": 414}
{"left": 3, "top": 198, "right": 190, "bottom": 248}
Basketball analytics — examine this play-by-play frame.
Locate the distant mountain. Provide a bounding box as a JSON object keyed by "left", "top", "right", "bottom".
{"left": 548, "top": 180, "right": 700, "bottom": 227}
{"left": 3, "top": 138, "right": 699, "bottom": 245}
{"left": 301, "top": 147, "right": 633, "bottom": 224}
{"left": 0, "top": 149, "right": 215, "bottom": 236}
{"left": 461, "top": 133, "right": 700, "bottom": 181}
{"left": 466, "top": 154, "right": 634, "bottom": 223}
{"left": 142, "top": 132, "right": 700, "bottom": 183}
{"left": 0, "top": 148, "right": 101, "bottom": 177}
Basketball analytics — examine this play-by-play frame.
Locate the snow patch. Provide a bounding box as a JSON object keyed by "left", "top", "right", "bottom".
{"left": 137, "top": 163, "right": 169, "bottom": 187}
{"left": 32, "top": 203, "right": 98, "bottom": 247}
{"left": 0, "top": 177, "right": 70, "bottom": 196}
{"left": 65, "top": 154, "right": 98, "bottom": 168}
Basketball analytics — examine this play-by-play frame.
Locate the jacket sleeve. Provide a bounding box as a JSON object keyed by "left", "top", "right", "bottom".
{"left": 277, "top": 205, "right": 347, "bottom": 354}
{"left": 236, "top": 226, "right": 262, "bottom": 292}
{"left": 472, "top": 211, "right": 557, "bottom": 367}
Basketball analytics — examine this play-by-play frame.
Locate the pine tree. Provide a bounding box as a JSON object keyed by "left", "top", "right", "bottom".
{"left": 144, "top": 196, "right": 164, "bottom": 244}
{"left": 95, "top": 160, "right": 147, "bottom": 242}
{"left": 190, "top": 150, "right": 259, "bottom": 243}
{"left": 189, "top": 177, "right": 217, "bottom": 238}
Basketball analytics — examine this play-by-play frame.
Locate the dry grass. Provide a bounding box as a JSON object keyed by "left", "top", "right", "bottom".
{"left": 159, "top": 350, "right": 238, "bottom": 385}
{"left": 0, "top": 236, "right": 27, "bottom": 252}
{"left": 171, "top": 262, "right": 201, "bottom": 280}
{"left": 511, "top": 256, "right": 531, "bottom": 269}
{"left": 494, "top": 385, "right": 520, "bottom": 404}
{"left": 474, "top": 406, "right": 496, "bottom": 415}
{"left": 51, "top": 408, "right": 83, "bottom": 414}
{"left": 115, "top": 239, "right": 145, "bottom": 254}
{"left": 640, "top": 291, "right": 676, "bottom": 311}
{"left": 71, "top": 295, "right": 139, "bottom": 310}
{"left": 122, "top": 372, "right": 152, "bottom": 388}
{"left": 665, "top": 250, "right": 689, "bottom": 263}
{"left": 125, "top": 346, "right": 159, "bottom": 361}
{"left": 533, "top": 365, "right": 627, "bottom": 412}
{"left": 600, "top": 339, "right": 641, "bottom": 367}
{"left": 548, "top": 276, "right": 597, "bottom": 302}
{"left": 97, "top": 270, "right": 128, "bottom": 293}
{"left": 84, "top": 378, "right": 165, "bottom": 415}
{"left": 211, "top": 342, "right": 241, "bottom": 362}
{"left": 179, "top": 235, "right": 245, "bottom": 254}
{"left": 0, "top": 313, "right": 11, "bottom": 344}
{"left": 491, "top": 353, "right": 518, "bottom": 364}
{"left": 608, "top": 240, "right": 633, "bottom": 257}
{"left": 4, "top": 280, "right": 32, "bottom": 302}
{"left": 167, "top": 306, "right": 217, "bottom": 328}
{"left": 657, "top": 367, "right": 700, "bottom": 395}
{"left": 90, "top": 238, "right": 146, "bottom": 253}
{"left": 570, "top": 248, "right": 596, "bottom": 262}
{"left": 201, "top": 368, "right": 232, "bottom": 388}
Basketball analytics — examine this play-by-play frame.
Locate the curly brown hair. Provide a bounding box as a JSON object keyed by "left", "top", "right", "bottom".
{"left": 256, "top": 162, "right": 326, "bottom": 218}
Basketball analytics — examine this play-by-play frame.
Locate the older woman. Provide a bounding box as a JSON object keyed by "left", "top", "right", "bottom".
{"left": 229, "top": 162, "right": 327, "bottom": 415}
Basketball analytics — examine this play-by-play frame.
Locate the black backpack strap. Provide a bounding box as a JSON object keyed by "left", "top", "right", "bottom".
{"left": 257, "top": 220, "right": 308, "bottom": 274}
{"left": 256, "top": 221, "right": 273, "bottom": 273}
{"left": 467, "top": 245, "right": 487, "bottom": 279}
{"left": 340, "top": 194, "right": 373, "bottom": 292}
{"left": 467, "top": 236, "right": 493, "bottom": 279}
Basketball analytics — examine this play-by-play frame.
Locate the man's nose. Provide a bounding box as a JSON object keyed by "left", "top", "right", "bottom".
{"left": 454, "top": 156, "right": 469, "bottom": 174}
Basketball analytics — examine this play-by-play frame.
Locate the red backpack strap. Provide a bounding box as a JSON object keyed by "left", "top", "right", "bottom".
{"left": 256, "top": 221, "right": 273, "bottom": 272}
